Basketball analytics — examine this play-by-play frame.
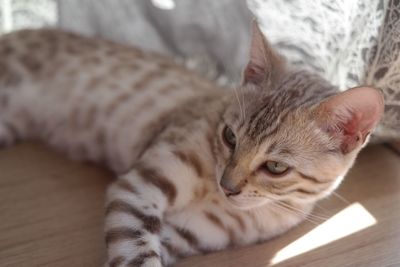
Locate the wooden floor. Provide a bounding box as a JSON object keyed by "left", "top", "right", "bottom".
{"left": 0, "top": 142, "right": 399, "bottom": 267}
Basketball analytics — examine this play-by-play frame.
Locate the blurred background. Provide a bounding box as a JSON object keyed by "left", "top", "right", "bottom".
{"left": 0, "top": 0, "right": 56, "bottom": 33}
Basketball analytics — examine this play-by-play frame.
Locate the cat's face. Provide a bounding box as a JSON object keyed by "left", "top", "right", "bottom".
{"left": 215, "top": 91, "right": 348, "bottom": 210}
{"left": 215, "top": 22, "right": 384, "bottom": 210}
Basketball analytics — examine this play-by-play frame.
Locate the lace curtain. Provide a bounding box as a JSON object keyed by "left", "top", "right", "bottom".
{"left": 0, "top": 0, "right": 56, "bottom": 34}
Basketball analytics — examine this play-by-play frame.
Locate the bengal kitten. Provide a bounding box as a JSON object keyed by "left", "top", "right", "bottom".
{"left": 0, "top": 22, "right": 384, "bottom": 267}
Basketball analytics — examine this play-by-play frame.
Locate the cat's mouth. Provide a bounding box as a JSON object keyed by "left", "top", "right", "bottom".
{"left": 218, "top": 183, "right": 243, "bottom": 207}
{"left": 219, "top": 187, "right": 266, "bottom": 210}
{"left": 218, "top": 174, "right": 264, "bottom": 209}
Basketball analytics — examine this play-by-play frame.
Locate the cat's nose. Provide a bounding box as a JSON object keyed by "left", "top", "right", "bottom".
{"left": 220, "top": 179, "right": 242, "bottom": 196}
{"left": 221, "top": 186, "right": 241, "bottom": 196}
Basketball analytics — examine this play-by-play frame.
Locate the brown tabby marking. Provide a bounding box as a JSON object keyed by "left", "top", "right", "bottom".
{"left": 104, "top": 92, "right": 131, "bottom": 116}
{"left": 115, "top": 179, "right": 138, "bottom": 194}
{"left": 86, "top": 76, "right": 103, "bottom": 91}
{"left": 0, "top": 41, "right": 13, "bottom": 55}
{"left": 110, "top": 63, "right": 140, "bottom": 77}
{"left": 163, "top": 130, "right": 186, "bottom": 145}
{"left": 271, "top": 180, "right": 297, "bottom": 190}
{"left": 82, "top": 56, "right": 102, "bottom": 66}
{"left": 136, "top": 165, "right": 177, "bottom": 205}
{"left": 225, "top": 210, "right": 246, "bottom": 232}
{"left": 65, "top": 68, "right": 78, "bottom": 77}
{"left": 193, "top": 185, "right": 208, "bottom": 200}
{"left": 136, "top": 240, "right": 147, "bottom": 247}
{"left": 247, "top": 212, "right": 262, "bottom": 232}
{"left": 162, "top": 241, "right": 181, "bottom": 257}
{"left": 204, "top": 211, "right": 235, "bottom": 243}
{"left": 44, "top": 59, "right": 63, "bottom": 77}
{"left": 204, "top": 211, "right": 225, "bottom": 229}
{"left": 173, "top": 227, "right": 199, "bottom": 247}
{"left": 116, "top": 98, "right": 156, "bottom": 130}
{"left": 127, "top": 250, "right": 159, "bottom": 267}
{"left": 211, "top": 198, "right": 219, "bottom": 204}
{"left": 133, "top": 68, "right": 166, "bottom": 92}
{"left": 295, "top": 188, "right": 319, "bottom": 195}
{"left": 26, "top": 40, "right": 42, "bottom": 51}
{"left": 109, "top": 256, "right": 125, "bottom": 267}
{"left": 106, "top": 199, "right": 161, "bottom": 233}
{"left": 105, "top": 227, "right": 143, "bottom": 245}
{"left": 18, "top": 54, "right": 42, "bottom": 73}
{"left": 172, "top": 150, "right": 204, "bottom": 178}
{"left": 298, "top": 171, "right": 328, "bottom": 184}
{"left": 0, "top": 62, "right": 21, "bottom": 87}
{"left": 159, "top": 83, "right": 179, "bottom": 95}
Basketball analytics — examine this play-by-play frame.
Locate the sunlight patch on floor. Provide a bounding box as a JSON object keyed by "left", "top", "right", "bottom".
{"left": 270, "top": 202, "right": 376, "bottom": 265}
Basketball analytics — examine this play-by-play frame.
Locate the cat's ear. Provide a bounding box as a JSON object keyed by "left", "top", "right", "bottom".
{"left": 315, "top": 87, "right": 384, "bottom": 154}
{"left": 242, "top": 21, "right": 285, "bottom": 86}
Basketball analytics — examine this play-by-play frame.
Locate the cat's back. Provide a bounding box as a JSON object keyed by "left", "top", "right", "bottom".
{"left": 0, "top": 28, "right": 212, "bottom": 88}
{"left": 0, "top": 28, "right": 219, "bottom": 171}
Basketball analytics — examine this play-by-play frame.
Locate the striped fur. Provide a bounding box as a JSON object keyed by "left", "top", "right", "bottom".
{"left": 0, "top": 25, "right": 383, "bottom": 267}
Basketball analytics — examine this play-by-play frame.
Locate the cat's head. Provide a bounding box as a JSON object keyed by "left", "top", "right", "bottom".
{"left": 215, "top": 22, "right": 384, "bottom": 210}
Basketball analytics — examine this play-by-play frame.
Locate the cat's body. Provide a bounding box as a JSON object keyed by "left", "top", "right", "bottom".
{"left": 0, "top": 29, "right": 220, "bottom": 172}
{"left": 0, "top": 24, "right": 384, "bottom": 267}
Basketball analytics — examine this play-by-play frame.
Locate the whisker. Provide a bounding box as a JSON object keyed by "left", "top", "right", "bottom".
{"left": 313, "top": 203, "right": 331, "bottom": 216}
{"left": 239, "top": 85, "right": 246, "bottom": 119}
{"left": 233, "top": 87, "right": 244, "bottom": 122}
{"left": 331, "top": 191, "right": 350, "bottom": 204}
{"left": 269, "top": 202, "right": 320, "bottom": 225}
{"left": 277, "top": 201, "right": 327, "bottom": 222}
{"left": 259, "top": 194, "right": 324, "bottom": 224}
{"left": 263, "top": 194, "right": 329, "bottom": 222}
{"left": 245, "top": 193, "right": 328, "bottom": 225}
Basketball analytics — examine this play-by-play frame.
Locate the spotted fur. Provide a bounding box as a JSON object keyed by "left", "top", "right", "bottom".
{"left": 0, "top": 22, "right": 384, "bottom": 267}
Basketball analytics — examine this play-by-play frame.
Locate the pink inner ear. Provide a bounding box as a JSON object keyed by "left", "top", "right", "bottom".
{"left": 243, "top": 63, "right": 265, "bottom": 85}
{"left": 318, "top": 87, "right": 384, "bottom": 154}
{"left": 242, "top": 21, "right": 286, "bottom": 86}
{"left": 242, "top": 22, "right": 270, "bottom": 85}
{"left": 243, "top": 21, "right": 273, "bottom": 85}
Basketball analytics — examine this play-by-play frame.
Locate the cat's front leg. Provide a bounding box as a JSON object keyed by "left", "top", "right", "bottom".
{"left": 105, "top": 164, "right": 181, "bottom": 267}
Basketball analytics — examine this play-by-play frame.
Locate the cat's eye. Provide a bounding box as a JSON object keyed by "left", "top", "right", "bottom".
{"left": 262, "top": 161, "right": 290, "bottom": 176}
{"left": 222, "top": 126, "right": 236, "bottom": 149}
